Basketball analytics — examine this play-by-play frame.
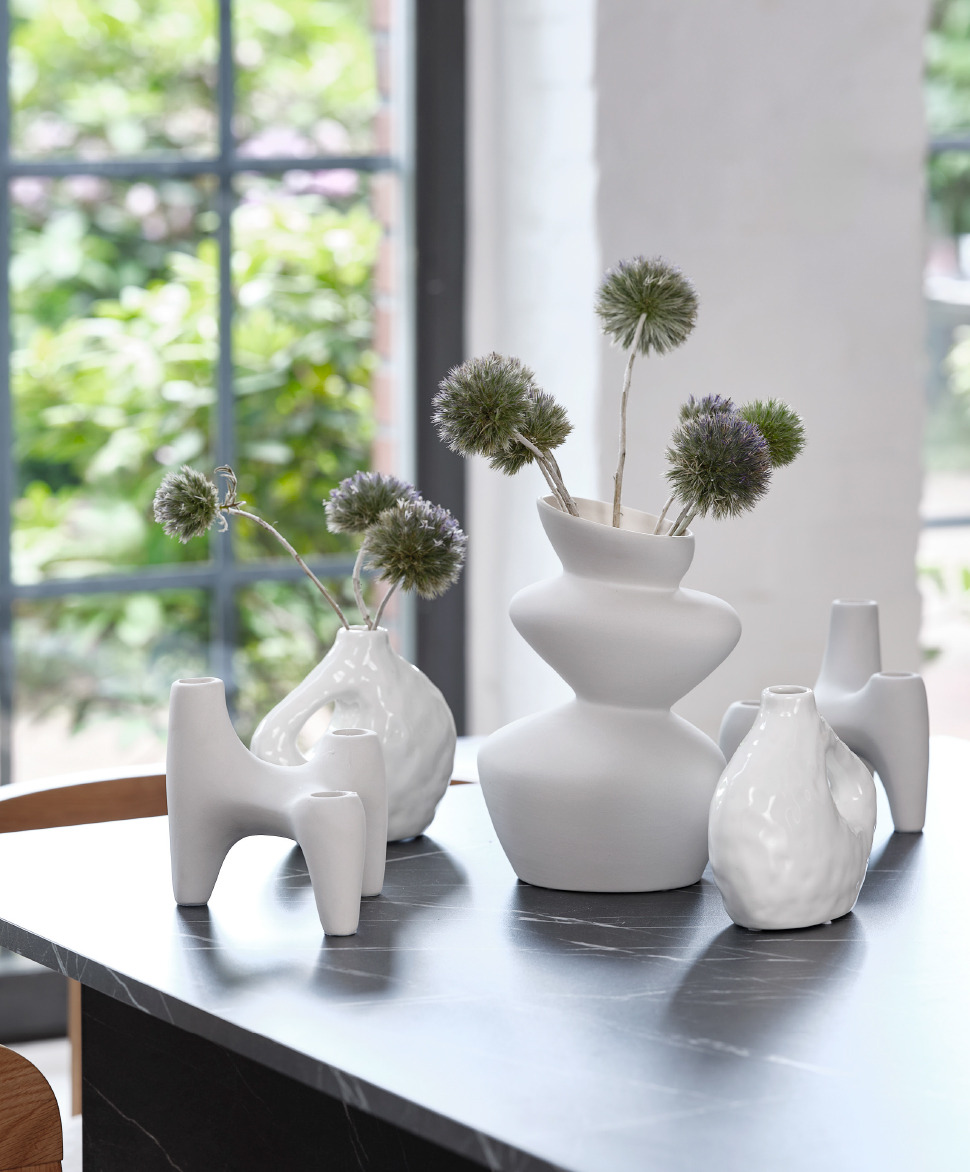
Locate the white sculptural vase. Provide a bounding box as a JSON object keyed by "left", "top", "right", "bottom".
{"left": 717, "top": 599, "right": 929, "bottom": 833}
{"left": 250, "top": 627, "right": 456, "bottom": 842}
{"left": 167, "top": 677, "right": 387, "bottom": 936}
{"left": 709, "top": 685, "right": 877, "bottom": 931}
{"left": 477, "top": 496, "right": 742, "bottom": 893}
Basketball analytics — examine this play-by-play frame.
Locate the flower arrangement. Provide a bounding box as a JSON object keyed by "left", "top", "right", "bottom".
{"left": 153, "top": 465, "right": 466, "bottom": 628}
{"left": 434, "top": 256, "right": 805, "bottom": 535}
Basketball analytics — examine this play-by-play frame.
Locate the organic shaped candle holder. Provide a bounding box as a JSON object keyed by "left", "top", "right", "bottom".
{"left": 167, "top": 677, "right": 387, "bottom": 936}
{"left": 718, "top": 600, "right": 928, "bottom": 833}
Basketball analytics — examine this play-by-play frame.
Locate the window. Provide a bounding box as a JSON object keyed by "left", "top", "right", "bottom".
{"left": 0, "top": 0, "right": 466, "bottom": 786}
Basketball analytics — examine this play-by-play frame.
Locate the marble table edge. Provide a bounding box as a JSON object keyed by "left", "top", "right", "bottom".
{"left": 0, "top": 914, "right": 560, "bottom": 1172}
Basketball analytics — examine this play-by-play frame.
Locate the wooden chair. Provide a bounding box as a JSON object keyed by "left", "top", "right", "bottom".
{"left": 0, "top": 765, "right": 167, "bottom": 1117}
{"left": 0, "top": 1043, "right": 64, "bottom": 1172}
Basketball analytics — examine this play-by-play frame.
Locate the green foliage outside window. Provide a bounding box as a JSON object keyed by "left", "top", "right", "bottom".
{"left": 7, "top": 0, "right": 383, "bottom": 755}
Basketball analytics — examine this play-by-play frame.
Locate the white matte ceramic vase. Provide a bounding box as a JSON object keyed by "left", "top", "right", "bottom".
{"left": 167, "top": 677, "right": 387, "bottom": 935}
{"left": 250, "top": 627, "right": 455, "bottom": 842}
{"left": 477, "top": 496, "right": 742, "bottom": 892}
{"left": 709, "top": 685, "right": 877, "bottom": 931}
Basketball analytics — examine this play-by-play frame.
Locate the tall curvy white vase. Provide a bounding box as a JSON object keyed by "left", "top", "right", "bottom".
{"left": 167, "top": 677, "right": 387, "bottom": 935}
{"left": 814, "top": 599, "right": 929, "bottom": 832}
{"left": 250, "top": 627, "right": 455, "bottom": 842}
{"left": 709, "top": 685, "right": 877, "bottom": 931}
{"left": 478, "top": 496, "right": 742, "bottom": 892}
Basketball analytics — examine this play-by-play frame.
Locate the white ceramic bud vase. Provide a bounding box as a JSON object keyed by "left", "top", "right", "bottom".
{"left": 167, "top": 677, "right": 387, "bottom": 936}
{"left": 477, "top": 496, "right": 742, "bottom": 892}
{"left": 709, "top": 685, "right": 877, "bottom": 931}
{"left": 250, "top": 627, "right": 456, "bottom": 842}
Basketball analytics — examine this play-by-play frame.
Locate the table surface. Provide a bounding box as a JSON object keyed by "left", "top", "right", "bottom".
{"left": 1, "top": 740, "right": 969, "bottom": 1172}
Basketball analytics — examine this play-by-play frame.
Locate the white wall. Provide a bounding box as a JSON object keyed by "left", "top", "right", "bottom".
{"left": 468, "top": 0, "right": 930, "bottom": 737}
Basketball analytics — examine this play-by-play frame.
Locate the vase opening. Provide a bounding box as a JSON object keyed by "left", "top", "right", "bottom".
{"left": 176, "top": 676, "right": 220, "bottom": 686}
{"left": 875, "top": 671, "right": 919, "bottom": 680}
{"left": 330, "top": 728, "right": 369, "bottom": 737}
{"left": 767, "top": 685, "right": 810, "bottom": 696}
{"left": 309, "top": 790, "right": 356, "bottom": 799}
{"left": 737, "top": 699, "right": 760, "bottom": 708}
{"left": 832, "top": 599, "right": 877, "bottom": 608}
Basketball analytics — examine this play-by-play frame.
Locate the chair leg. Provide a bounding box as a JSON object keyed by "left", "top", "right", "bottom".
{"left": 67, "top": 979, "right": 81, "bottom": 1117}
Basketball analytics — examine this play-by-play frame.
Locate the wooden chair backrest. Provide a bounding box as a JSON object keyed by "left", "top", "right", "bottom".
{"left": 0, "top": 1044, "right": 62, "bottom": 1172}
{"left": 0, "top": 765, "right": 166, "bottom": 834}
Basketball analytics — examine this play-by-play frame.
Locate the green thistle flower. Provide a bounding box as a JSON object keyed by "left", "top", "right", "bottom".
{"left": 739, "top": 399, "right": 806, "bottom": 468}
{"left": 665, "top": 413, "right": 772, "bottom": 521}
{"left": 433, "top": 353, "right": 535, "bottom": 458}
{"left": 324, "top": 471, "right": 419, "bottom": 534}
{"left": 678, "top": 394, "right": 736, "bottom": 422}
{"left": 490, "top": 391, "right": 572, "bottom": 476}
{"left": 367, "top": 499, "right": 467, "bottom": 599}
{"left": 152, "top": 465, "right": 222, "bottom": 543}
{"left": 595, "top": 256, "right": 699, "bottom": 355}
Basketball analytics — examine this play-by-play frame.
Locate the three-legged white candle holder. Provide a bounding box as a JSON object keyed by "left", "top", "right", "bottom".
{"left": 167, "top": 677, "right": 387, "bottom": 935}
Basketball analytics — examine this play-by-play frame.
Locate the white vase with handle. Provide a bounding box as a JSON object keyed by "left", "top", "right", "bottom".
{"left": 709, "top": 684, "right": 877, "bottom": 931}
{"left": 477, "top": 495, "right": 741, "bottom": 892}
{"left": 250, "top": 627, "right": 456, "bottom": 842}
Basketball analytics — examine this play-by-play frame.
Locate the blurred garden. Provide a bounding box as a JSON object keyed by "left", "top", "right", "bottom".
{"left": 5, "top": 0, "right": 385, "bottom": 776}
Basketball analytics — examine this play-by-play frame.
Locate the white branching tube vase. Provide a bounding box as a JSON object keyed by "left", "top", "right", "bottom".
{"left": 477, "top": 496, "right": 742, "bottom": 892}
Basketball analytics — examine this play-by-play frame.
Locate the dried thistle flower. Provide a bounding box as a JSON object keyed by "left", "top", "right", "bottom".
{"left": 739, "top": 399, "right": 806, "bottom": 468}
{"left": 678, "top": 394, "right": 736, "bottom": 423}
{"left": 665, "top": 413, "right": 772, "bottom": 525}
{"left": 489, "top": 391, "right": 572, "bottom": 476}
{"left": 595, "top": 256, "right": 699, "bottom": 356}
{"left": 152, "top": 465, "right": 222, "bottom": 543}
{"left": 367, "top": 499, "right": 467, "bottom": 599}
{"left": 324, "top": 471, "right": 419, "bottom": 534}
{"left": 433, "top": 353, "right": 535, "bottom": 459}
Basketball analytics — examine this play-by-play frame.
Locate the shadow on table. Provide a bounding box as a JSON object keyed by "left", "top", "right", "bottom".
{"left": 661, "top": 914, "right": 867, "bottom": 1081}
{"left": 506, "top": 879, "right": 713, "bottom": 966}
{"left": 312, "top": 835, "right": 469, "bottom": 995}
{"left": 854, "top": 831, "right": 923, "bottom": 910}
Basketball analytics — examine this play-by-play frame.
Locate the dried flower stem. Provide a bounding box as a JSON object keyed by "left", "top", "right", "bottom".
{"left": 511, "top": 429, "right": 578, "bottom": 515}
{"left": 226, "top": 507, "right": 350, "bottom": 628}
{"left": 669, "top": 503, "right": 695, "bottom": 537}
{"left": 653, "top": 493, "right": 675, "bottom": 535}
{"left": 352, "top": 542, "right": 374, "bottom": 629}
{"left": 373, "top": 580, "right": 399, "bottom": 628}
{"left": 612, "top": 313, "right": 647, "bottom": 528}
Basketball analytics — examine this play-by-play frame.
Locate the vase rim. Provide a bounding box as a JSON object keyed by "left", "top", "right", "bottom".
{"left": 537, "top": 494, "right": 693, "bottom": 541}
{"left": 339, "top": 625, "right": 390, "bottom": 636}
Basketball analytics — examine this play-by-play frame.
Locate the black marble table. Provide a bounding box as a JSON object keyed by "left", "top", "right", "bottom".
{"left": 0, "top": 740, "right": 968, "bottom": 1171}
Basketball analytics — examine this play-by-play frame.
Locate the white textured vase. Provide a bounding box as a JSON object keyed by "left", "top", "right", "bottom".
{"left": 709, "top": 685, "right": 877, "bottom": 931}
{"left": 477, "top": 496, "right": 741, "bottom": 892}
{"left": 250, "top": 627, "right": 456, "bottom": 842}
{"left": 167, "top": 677, "right": 387, "bottom": 935}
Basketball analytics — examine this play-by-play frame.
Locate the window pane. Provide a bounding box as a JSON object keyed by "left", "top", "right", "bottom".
{"left": 10, "top": 177, "right": 218, "bottom": 583}
{"left": 231, "top": 173, "right": 381, "bottom": 563}
{"left": 9, "top": 0, "right": 218, "bottom": 159}
{"left": 13, "top": 590, "right": 209, "bottom": 783}
{"left": 235, "top": 0, "right": 380, "bottom": 157}
{"left": 233, "top": 578, "right": 354, "bottom": 744}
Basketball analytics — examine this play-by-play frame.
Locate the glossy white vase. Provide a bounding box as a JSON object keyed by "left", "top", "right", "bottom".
{"left": 167, "top": 677, "right": 387, "bottom": 935}
{"left": 709, "top": 685, "right": 877, "bottom": 931}
{"left": 478, "top": 496, "right": 742, "bottom": 892}
{"left": 814, "top": 599, "right": 928, "bottom": 832}
{"left": 250, "top": 627, "right": 456, "bottom": 842}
